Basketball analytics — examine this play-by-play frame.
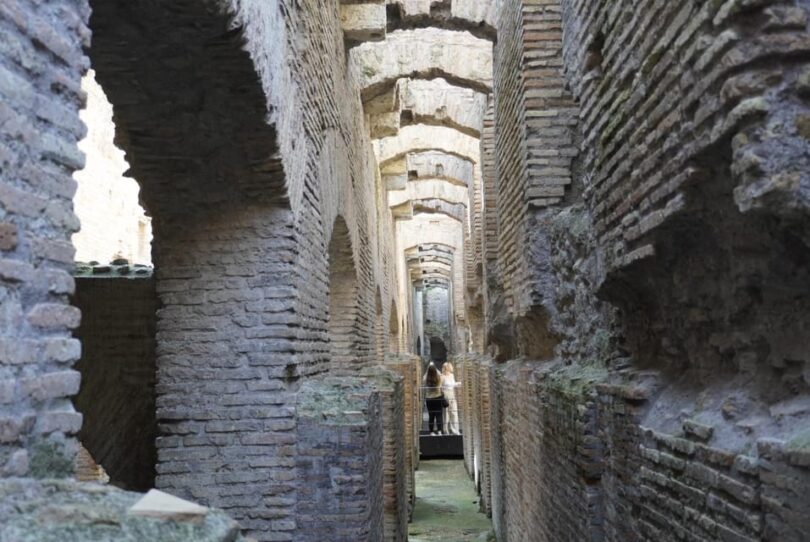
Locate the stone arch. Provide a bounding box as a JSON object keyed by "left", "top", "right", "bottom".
{"left": 411, "top": 200, "right": 466, "bottom": 222}
{"left": 381, "top": 150, "right": 475, "bottom": 191}
{"left": 340, "top": 1, "right": 497, "bottom": 44}
{"left": 376, "top": 125, "right": 481, "bottom": 167}
{"left": 367, "top": 78, "right": 489, "bottom": 139}
{"left": 328, "top": 216, "right": 361, "bottom": 372}
{"left": 388, "top": 179, "right": 470, "bottom": 222}
{"left": 406, "top": 151, "right": 475, "bottom": 186}
{"left": 351, "top": 28, "right": 493, "bottom": 101}
{"left": 384, "top": 0, "right": 497, "bottom": 40}
{"left": 73, "top": 1, "right": 295, "bottom": 531}
{"left": 389, "top": 299, "right": 401, "bottom": 354}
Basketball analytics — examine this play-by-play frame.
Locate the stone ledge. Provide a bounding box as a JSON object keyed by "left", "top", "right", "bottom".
{"left": 296, "top": 376, "right": 377, "bottom": 425}
{"left": 74, "top": 259, "right": 153, "bottom": 279}
{"left": 0, "top": 478, "right": 245, "bottom": 542}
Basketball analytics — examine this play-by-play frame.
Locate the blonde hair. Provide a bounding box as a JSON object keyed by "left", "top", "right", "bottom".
{"left": 441, "top": 362, "right": 454, "bottom": 375}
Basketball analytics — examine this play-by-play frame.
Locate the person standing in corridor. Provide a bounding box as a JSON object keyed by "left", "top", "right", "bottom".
{"left": 441, "top": 361, "right": 461, "bottom": 435}
{"left": 424, "top": 363, "right": 444, "bottom": 435}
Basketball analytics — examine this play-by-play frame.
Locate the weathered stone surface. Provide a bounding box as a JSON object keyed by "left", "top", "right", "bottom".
{"left": 0, "top": 479, "right": 244, "bottom": 542}
{"left": 3, "top": 0, "right": 810, "bottom": 541}
{"left": 295, "top": 377, "right": 385, "bottom": 541}
{"left": 351, "top": 28, "right": 493, "bottom": 101}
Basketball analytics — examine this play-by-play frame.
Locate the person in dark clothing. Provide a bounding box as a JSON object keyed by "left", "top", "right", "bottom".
{"left": 424, "top": 363, "right": 444, "bottom": 435}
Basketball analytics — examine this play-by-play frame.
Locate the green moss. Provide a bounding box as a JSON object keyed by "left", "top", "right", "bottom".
{"left": 551, "top": 205, "right": 590, "bottom": 245}
{"left": 409, "top": 460, "right": 493, "bottom": 541}
{"left": 362, "top": 65, "right": 377, "bottom": 77}
{"left": 29, "top": 440, "right": 74, "bottom": 479}
{"left": 547, "top": 364, "right": 608, "bottom": 395}
{"left": 297, "top": 378, "right": 373, "bottom": 425}
{"left": 787, "top": 428, "right": 810, "bottom": 452}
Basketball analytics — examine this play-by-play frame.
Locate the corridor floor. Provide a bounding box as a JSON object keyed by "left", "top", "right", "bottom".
{"left": 408, "top": 459, "right": 495, "bottom": 542}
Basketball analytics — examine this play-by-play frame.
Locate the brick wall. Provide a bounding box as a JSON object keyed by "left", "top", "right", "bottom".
{"left": 72, "top": 273, "right": 157, "bottom": 491}
{"left": 77, "top": 1, "right": 402, "bottom": 539}
{"left": 461, "top": 351, "right": 810, "bottom": 542}
{"left": 472, "top": 1, "right": 810, "bottom": 541}
{"left": 493, "top": 0, "right": 578, "bottom": 319}
{"left": 295, "top": 377, "right": 384, "bottom": 542}
{"left": 361, "top": 366, "right": 407, "bottom": 542}
{"left": 0, "top": 0, "right": 87, "bottom": 479}
{"left": 456, "top": 354, "right": 493, "bottom": 516}
{"left": 558, "top": 0, "right": 810, "bottom": 370}
{"left": 385, "top": 354, "right": 422, "bottom": 520}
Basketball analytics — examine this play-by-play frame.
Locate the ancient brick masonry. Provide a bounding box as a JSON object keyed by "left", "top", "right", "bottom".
{"left": 2, "top": 0, "right": 406, "bottom": 540}
{"left": 384, "top": 354, "right": 423, "bottom": 520}
{"left": 0, "top": 0, "right": 87, "bottom": 479}
{"left": 464, "top": 0, "right": 810, "bottom": 540}
{"left": 470, "top": 355, "right": 810, "bottom": 542}
{"left": 361, "top": 365, "right": 408, "bottom": 542}
{"left": 3, "top": 0, "right": 810, "bottom": 540}
{"left": 457, "top": 354, "right": 494, "bottom": 516}
{"left": 295, "top": 378, "right": 384, "bottom": 542}
{"left": 72, "top": 265, "right": 158, "bottom": 491}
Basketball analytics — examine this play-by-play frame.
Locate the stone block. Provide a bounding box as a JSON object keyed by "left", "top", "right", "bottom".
{"left": 340, "top": 2, "right": 386, "bottom": 42}
{"left": 0, "top": 223, "right": 18, "bottom": 251}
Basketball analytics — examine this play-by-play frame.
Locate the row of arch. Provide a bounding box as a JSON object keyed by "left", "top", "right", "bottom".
{"left": 347, "top": 19, "right": 495, "bottom": 358}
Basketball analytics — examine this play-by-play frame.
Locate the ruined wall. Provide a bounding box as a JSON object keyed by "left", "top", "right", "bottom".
{"left": 72, "top": 270, "right": 157, "bottom": 491}
{"left": 361, "top": 366, "right": 407, "bottom": 542}
{"left": 295, "top": 377, "right": 384, "bottom": 542}
{"left": 385, "top": 354, "right": 422, "bottom": 520}
{"left": 472, "top": 0, "right": 810, "bottom": 540}
{"left": 0, "top": 0, "right": 86, "bottom": 479}
{"left": 2, "top": 1, "right": 403, "bottom": 540}
{"left": 456, "top": 354, "right": 493, "bottom": 516}
{"left": 481, "top": 358, "right": 810, "bottom": 542}
{"left": 560, "top": 0, "right": 810, "bottom": 379}
{"left": 491, "top": 0, "right": 579, "bottom": 332}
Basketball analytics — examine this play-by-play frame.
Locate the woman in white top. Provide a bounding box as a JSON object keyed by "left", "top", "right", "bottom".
{"left": 440, "top": 361, "right": 461, "bottom": 435}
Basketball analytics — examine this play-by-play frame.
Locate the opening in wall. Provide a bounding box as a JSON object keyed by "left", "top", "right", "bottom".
{"left": 328, "top": 216, "right": 362, "bottom": 371}
{"left": 70, "top": 71, "right": 157, "bottom": 491}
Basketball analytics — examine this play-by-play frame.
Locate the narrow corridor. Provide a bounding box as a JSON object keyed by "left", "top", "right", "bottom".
{"left": 3, "top": 1, "right": 810, "bottom": 541}
{"left": 408, "top": 460, "right": 493, "bottom": 542}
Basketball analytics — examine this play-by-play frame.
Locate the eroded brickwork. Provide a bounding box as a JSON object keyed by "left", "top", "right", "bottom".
{"left": 385, "top": 354, "right": 422, "bottom": 520}
{"left": 4, "top": 0, "right": 810, "bottom": 540}
{"left": 469, "top": 1, "right": 810, "bottom": 541}
{"left": 0, "top": 0, "right": 86, "bottom": 479}
{"left": 295, "top": 378, "right": 384, "bottom": 542}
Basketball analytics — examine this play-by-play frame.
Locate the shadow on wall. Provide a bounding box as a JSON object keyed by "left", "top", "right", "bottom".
{"left": 72, "top": 272, "right": 158, "bottom": 491}
{"left": 429, "top": 337, "right": 447, "bottom": 363}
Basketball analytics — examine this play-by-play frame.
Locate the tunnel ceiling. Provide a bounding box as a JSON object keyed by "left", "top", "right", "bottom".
{"left": 343, "top": 3, "right": 493, "bottom": 324}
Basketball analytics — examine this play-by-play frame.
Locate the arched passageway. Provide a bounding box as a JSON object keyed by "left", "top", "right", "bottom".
{"left": 328, "top": 216, "right": 361, "bottom": 371}
{"left": 2, "top": 1, "right": 810, "bottom": 541}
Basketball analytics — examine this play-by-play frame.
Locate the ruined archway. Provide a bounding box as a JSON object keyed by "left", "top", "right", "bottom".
{"left": 389, "top": 299, "right": 400, "bottom": 354}
{"left": 328, "top": 216, "right": 361, "bottom": 372}
{"left": 73, "top": 1, "right": 296, "bottom": 533}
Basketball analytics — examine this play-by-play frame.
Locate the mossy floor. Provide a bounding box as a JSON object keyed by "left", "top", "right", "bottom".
{"left": 408, "top": 459, "right": 495, "bottom": 542}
